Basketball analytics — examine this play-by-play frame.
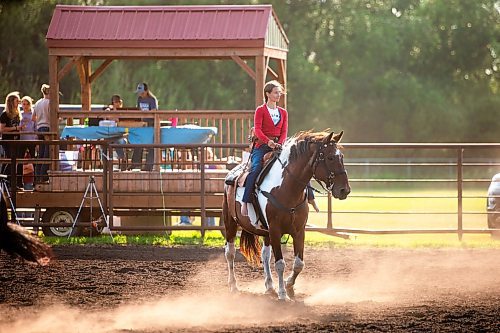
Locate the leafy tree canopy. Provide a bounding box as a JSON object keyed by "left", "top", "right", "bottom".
{"left": 0, "top": 0, "right": 498, "bottom": 142}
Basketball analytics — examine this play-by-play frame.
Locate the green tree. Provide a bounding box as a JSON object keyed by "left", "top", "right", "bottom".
{"left": 0, "top": 0, "right": 497, "bottom": 143}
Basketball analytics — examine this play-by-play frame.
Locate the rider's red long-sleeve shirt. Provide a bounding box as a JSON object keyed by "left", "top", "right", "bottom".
{"left": 253, "top": 104, "right": 288, "bottom": 148}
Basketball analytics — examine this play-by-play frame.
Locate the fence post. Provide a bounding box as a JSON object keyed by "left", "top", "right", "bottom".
{"left": 457, "top": 147, "right": 463, "bottom": 241}
{"left": 11, "top": 152, "right": 17, "bottom": 206}
{"left": 200, "top": 146, "right": 206, "bottom": 237}
{"left": 327, "top": 192, "right": 332, "bottom": 229}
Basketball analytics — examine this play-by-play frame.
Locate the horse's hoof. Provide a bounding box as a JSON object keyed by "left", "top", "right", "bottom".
{"left": 277, "top": 291, "right": 288, "bottom": 301}
{"left": 285, "top": 284, "right": 295, "bottom": 299}
{"left": 229, "top": 284, "right": 239, "bottom": 293}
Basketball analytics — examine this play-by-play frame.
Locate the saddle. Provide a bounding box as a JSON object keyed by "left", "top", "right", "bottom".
{"left": 224, "top": 151, "right": 277, "bottom": 187}
{"left": 224, "top": 152, "right": 279, "bottom": 228}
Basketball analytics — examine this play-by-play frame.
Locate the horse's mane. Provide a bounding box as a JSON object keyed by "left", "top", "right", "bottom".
{"left": 286, "top": 129, "right": 332, "bottom": 163}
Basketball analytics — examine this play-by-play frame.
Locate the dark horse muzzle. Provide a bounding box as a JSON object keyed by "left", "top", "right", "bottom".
{"left": 330, "top": 170, "right": 351, "bottom": 200}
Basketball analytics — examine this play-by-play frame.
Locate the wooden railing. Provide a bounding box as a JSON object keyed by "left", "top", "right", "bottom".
{"left": 58, "top": 109, "right": 254, "bottom": 160}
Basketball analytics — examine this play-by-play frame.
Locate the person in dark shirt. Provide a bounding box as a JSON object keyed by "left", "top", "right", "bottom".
{"left": 0, "top": 91, "right": 24, "bottom": 188}
{"left": 131, "top": 83, "right": 157, "bottom": 171}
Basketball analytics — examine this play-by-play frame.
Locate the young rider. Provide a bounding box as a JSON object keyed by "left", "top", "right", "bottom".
{"left": 241, "top": 80, "right": 287, "bottom": 216}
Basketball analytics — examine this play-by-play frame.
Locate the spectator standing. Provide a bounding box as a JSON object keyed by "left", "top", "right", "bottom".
{"left": 20, "top": 96, "right": 37, "bottom": 190}
{"left": 131, "top": 83, "right": 156, "bottom": 171}
{"left": 20, "top": 96, "right": 37, "bottom": 159}
{"left": 32, "top": 84, "right": 51, "bottom": 183}
{"left": 0, "top": 91, "right": 24, "bottom": 188}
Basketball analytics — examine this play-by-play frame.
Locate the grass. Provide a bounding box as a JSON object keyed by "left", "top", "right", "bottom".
{"left": 41, "top": 187, "right": 500, "bottom": 248}
{"left": 42, "top": 230, "right": 500, "bottom": 249}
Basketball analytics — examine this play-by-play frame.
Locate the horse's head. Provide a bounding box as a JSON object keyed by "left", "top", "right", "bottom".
{"left": 311, "top": 131, "right": 351, "bottom": 200}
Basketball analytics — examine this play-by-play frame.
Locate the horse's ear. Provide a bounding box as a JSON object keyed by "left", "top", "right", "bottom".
{"left": 324, "top": 132, "right": 334, "bottom": 143}
{"left": 333, "top": 130, "right": 344, "bottom": 143}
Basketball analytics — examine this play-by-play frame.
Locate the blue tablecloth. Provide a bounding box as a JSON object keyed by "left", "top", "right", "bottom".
{"left": 61, "top": 125, "right": 217, "bottom": 144}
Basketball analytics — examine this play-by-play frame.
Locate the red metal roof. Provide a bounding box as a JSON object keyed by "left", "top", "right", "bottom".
{"left": 46, "top": 5, "right": 288, "bottom": 50}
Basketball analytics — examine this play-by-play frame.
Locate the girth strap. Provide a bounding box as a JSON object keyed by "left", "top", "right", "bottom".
{"left": 260, "top": 190, "right": 308, "bottom": 215}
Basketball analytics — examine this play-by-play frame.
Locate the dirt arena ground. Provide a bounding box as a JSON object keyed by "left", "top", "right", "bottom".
{"left": 1, "top": 244, "right": 499, "bottom": 332}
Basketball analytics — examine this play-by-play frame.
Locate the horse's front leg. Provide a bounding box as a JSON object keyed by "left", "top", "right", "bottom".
{"left": 285, "top": 231, "right": 305, "bottom": 299}
{"left": 261, "top": 236, "right": 276, "bottom": 295}
{"left": 225, "top": 242, "right": 238, "bottom": 292}
{"left": 270, "top": 230, "right": 287, "bottom": 300}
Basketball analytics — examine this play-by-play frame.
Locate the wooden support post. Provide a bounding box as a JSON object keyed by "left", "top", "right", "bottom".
{"left": 80, "top": 58, "right": 91, "bottom": 113}
{"left": 48, "top": 55, "right": 60, "bottom": 173}
{"left": 457, "top": 147, "right": 463, "bottom": 241}
{"left": 48, "top": 55, "right": 59, "bottom": 134}
{"left": 255, "top": 55, "right": 266, "bottom": 108}
{"left": 154, "top": 112, "right": 161, "bottom": 171}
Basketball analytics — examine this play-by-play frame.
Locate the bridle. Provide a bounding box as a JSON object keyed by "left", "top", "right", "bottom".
{"left": 310, "top": 140, "right": 347, "bottom": 193}
{"left": 269, "top": 139, "right": 347, "bottom": 196}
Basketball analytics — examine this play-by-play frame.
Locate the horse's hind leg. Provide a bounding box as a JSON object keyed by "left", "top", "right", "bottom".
{"left": 225, "top": 241, "right": 238, "bottom": 292}
{"left": 262, "top": 237, "right": 276, "bottom": 295}
{"left": 285, "top": 232, "right": 305, "bottom": 299}
{"left": 223, "top": 192, "right": 238, "bottom": 292}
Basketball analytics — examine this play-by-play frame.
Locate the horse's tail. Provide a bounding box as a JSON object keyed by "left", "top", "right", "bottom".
{"left": 0, "top": 195, "right": 52, "bottom": 265}
{"left": 239, "top": 229, "right": 261, "bottom": 267}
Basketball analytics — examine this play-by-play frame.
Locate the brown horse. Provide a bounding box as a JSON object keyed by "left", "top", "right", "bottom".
{"left": 223, "top": 130, "right": 350, "bottom": 300}
{"left": 0, "top": 187, "right": 52, "bottom": 265}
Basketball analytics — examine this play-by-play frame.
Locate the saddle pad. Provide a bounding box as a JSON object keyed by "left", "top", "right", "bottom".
{"left": 224, "top": 162, "right": 246, "bottom": 185}
{"left": 255, "top": 152, "right": 278, "bottom": 186}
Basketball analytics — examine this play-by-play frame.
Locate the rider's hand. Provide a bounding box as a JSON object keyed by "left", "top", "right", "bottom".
{"left": 268, "top": 139, "right": 276, "bottom": 149}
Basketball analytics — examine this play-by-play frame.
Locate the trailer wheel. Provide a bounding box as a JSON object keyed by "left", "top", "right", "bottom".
{"left": 42, "top": 208, "right": 81, "bottom": 237}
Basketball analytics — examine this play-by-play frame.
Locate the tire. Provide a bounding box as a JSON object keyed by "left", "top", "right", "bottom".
{"left": 42, "top": 208, "right": 81, "bottom": 237}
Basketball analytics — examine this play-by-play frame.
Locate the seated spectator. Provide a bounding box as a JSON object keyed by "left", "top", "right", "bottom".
{"left": 105, "top": 95, "right": 127, "bottom": 170}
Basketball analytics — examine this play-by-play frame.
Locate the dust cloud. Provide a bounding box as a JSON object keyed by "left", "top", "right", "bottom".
{"left": 301, "top": 248, "right": 500, "bottom": 306}
{"left": 0, "top": 293, "right": 303, "bottom": 333}
{"left": 1, "top": 248, "right": 498, "bottom": 333}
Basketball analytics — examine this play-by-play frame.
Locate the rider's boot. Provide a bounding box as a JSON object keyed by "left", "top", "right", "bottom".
{"left": 308, "top": 199, "right": 320, "bottom": 212}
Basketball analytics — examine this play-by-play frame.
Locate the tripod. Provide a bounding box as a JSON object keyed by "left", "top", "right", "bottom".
{"left": 0, "top": 174, "right": 19, "bottom": 224}
{"left": 69, "top": 176, "right": 113, "bottom": 240}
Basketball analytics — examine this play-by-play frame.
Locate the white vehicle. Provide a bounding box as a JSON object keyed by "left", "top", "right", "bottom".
{"left": 487, "top": 173, "right": 500, "bottom": 229}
